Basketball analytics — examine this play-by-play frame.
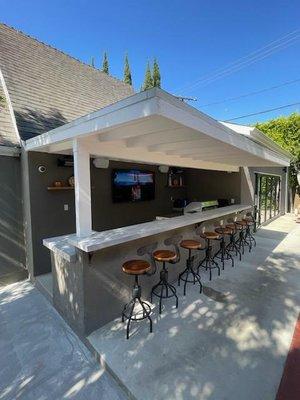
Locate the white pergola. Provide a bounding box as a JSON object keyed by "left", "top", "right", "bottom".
{"left": 25, "top": 88, "right": 290, "bottom": 238}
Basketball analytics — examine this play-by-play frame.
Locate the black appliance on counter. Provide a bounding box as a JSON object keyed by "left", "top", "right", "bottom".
{"left": 217, "top": 198, "right": 230, "bottom": 208}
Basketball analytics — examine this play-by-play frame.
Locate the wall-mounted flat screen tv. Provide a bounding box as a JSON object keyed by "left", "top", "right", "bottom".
{"left": 112, "top": 169, "right": 155, "bottom": 202}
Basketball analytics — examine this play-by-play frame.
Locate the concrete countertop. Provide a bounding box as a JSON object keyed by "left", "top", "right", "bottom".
{"left": 66, "top": 204, "right": 252, "bottom": 253}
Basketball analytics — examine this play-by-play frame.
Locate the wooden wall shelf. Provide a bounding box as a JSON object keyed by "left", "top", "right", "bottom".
{"left": 47, "top": 186, "right": 74, "bottom": 191}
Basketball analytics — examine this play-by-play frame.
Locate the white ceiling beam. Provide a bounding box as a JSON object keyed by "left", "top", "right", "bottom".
{"left": 82, "top": 139, "right": 239, "bottom": 171}
{"left": 126, "top": 129, "right": 204, "bottom": 148}
{"left": 98, "top": 116, "right": 180, "bottom": 142}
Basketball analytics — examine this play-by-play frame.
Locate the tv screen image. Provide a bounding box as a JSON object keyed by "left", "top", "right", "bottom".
{"left": 112, "top": 169, "right": 155, "bottom": 202}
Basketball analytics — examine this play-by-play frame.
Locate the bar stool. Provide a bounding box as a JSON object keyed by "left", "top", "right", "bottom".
{"left": 225, "top": 222, "right": 242, "bottom": 261}
{"left": 151, "top": 249, "right": 178, "bottom": 313}
{"left": 121, "top": 259, "right": 153, "bottom": 339}
{"left": 197, "top": 231, "right": 221, "bottom": 281}
{"left": 243, "top": 216, "right": 256, "bottom": 248}
{"left": 235, "top": 219, "right": 251, "bottom": 253}
{"left": 214, "top": 226, "right": 234, "bottom": 269}
{"left": 178, "top": 240, "right": 204, "bottom": 295}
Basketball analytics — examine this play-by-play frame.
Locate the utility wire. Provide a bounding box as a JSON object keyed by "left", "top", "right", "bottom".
{"left": 199, "top": 78, "right": 300, "bottom": 107}
{"left": 224, "top": 101, "right": 300, "bottom": 122}
{"left": 175, "top": 29, "right": 300, "bottom": 93}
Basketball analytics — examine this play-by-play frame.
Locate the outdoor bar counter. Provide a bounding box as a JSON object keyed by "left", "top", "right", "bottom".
{"left": 44, "top": 204, "right": 252, "bottom": 336}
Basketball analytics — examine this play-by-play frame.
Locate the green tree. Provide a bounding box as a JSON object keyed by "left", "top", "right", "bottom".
{"left": 152, "top": 58, "right": 161, "bottom": 88}
{"left": 90, "top": 56, "right": 95, "bottom": 68}
{"left": 142, "top": 62, "right": 153, "bottom": 91}
{"left": 102, "top": 52, "right": 109, "bottom": 74}
{"left": 123, "top": 54, "right": 132, "bottom": 85}
{"left": 255, "top": 113, "right": 300, "bottom": 193}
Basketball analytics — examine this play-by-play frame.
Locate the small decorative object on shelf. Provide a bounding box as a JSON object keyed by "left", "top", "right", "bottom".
{"left": 53, "top": 181, "right": 63, "bottom": 187}
{"left": 68, "top": 175, "right": 75, "bottom": 187}
{"left": 47, "top": 178, "right": 75, "bottom": 191}
{"left": 167, "top": 167, "right": 185, "bottom": 188}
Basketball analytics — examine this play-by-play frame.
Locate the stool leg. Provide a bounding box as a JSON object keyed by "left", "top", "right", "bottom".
{"left": 138, "top": 297, "right": 153, "bottom": 334}
{"left": 126, "top": 298, "right": 136, "bottom": 340}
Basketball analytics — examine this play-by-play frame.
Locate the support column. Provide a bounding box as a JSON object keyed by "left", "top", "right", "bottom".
{"left": 73, "top": 139, "right": 92, "bottom": 237}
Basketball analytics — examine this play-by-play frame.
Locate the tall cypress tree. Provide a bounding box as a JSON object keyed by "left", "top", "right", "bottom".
{"left": 123, "top": 54, "right": 132, "bottom": 85}
{"left": 142, "top": 62, "right": 153, "bottom": 91}
{"left": 102, "top": 52, "right": 109, "bottom": 74}
{"left": 90, "top": 56, "right": 95, "bottom": 68}
{"left": 153, "top": 58, "right": 161, "bottom": 88}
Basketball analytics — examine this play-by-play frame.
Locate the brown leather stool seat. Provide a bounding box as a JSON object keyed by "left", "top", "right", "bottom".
{"left": 122, "top": 259, "right": 151, "bottom": 275}
{"left": 236, "top": 220, "right": 248, "bottom": 227}
{"left": 243, "top": 217, "right": 254, "bottom": 226}
{"left": 215, "top": 227, "right": 233, "bottom": 235}
{"left": 180, "top": 239, "right": 203, "bottom": 250}
{"left": 200, "top": 231, "right": 220, "bottom": 240}
{"left": 226, "top": 223, "right": 239, "bottom": 231}
{"left": 153, "top": 249, "right": 176, "bottom": 262}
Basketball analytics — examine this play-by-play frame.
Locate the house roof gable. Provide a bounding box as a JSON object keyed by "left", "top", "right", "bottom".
{"left": 0, "top": 23, "right": 134, "bottom": 142}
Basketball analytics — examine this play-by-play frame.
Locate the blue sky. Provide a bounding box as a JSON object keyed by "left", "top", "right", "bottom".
{"left": 1, "top": 0, "right": 300, "bottom": 124}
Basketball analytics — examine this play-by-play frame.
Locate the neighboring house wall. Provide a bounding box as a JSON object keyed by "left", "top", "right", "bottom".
{"left": 0, "top": 154, "right": 26, "bottom": 272}
{"left": 241, "top": 166, "right": 287, "bottom": 217}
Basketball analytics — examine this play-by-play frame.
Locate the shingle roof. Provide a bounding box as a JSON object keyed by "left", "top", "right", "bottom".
{"left": 0, "top": 23, "right": 134, "bottom": 142}
{"left": 0, "top": 80, "right": 19, "bottom": 146}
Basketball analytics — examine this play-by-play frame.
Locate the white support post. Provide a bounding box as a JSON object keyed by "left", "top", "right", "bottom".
{"left": 73, "top": 139, "right": 92, "bottom": 237}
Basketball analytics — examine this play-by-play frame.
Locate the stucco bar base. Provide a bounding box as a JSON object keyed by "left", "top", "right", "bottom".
{"left": 49, "top": 211, "right": 244, "bottom": 336}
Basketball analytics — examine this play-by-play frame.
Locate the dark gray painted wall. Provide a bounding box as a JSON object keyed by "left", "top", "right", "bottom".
{"left": 0, "top": 155, "right": 26, "bottom": 274}
{"left": 185, "top": 169, "right": 241, "bottom": 204}
{"left": 28, "top": 153, "right": 243, "bottom": 276}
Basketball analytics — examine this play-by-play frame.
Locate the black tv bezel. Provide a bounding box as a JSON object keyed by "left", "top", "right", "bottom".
{"left": 111, "top": 168, "right": 155, "bottom": 203}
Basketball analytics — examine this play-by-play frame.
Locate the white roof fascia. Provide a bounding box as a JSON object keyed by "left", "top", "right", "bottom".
{"left": 24, "top": 88, "right": 290, "bottom": 166}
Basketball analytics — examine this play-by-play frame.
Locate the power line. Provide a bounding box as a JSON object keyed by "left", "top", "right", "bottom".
{"left": 199, "top": 77, "right": 300, "bottom": 107}
{"left": 224, "top": 101, "right": 300, "bottom": 122}
{"left": 175, "top": 29, "right": 300, "bottom": 93}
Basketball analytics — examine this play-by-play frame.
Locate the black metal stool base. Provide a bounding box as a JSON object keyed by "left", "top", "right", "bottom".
{"left": 244, "top": 226, "right": 256, "bottom": 248}
{"left": 235, "top": 229, "right": 251, "bottom": 254}
{"left": 197, "top": 244, "right": 220, "bottom": 281}
{"left": 151, "top": 265, "right": 178, "bottom": 313}
{"left": 226, "top": 234, "right": 242, "bottom": 261}
{"left": 214, "top": 239, "right": 234, "bottom": 269}
{"left": 178, "top": 255, "right": 202, "bottom": 296}
{"left": 122, "top": 278, "right": 153, "bottom": 339}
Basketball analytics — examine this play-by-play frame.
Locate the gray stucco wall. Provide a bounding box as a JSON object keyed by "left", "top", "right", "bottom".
{"left": 0, "top": 155, "right": 26, "bottom": 273}
{"left": 28, "top": 152, "right": 243, "bottom": 276}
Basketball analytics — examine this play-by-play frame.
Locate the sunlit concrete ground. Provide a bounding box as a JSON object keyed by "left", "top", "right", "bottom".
{"left": 89, "top": 215, "right": 300, "bottom": 400}
{"left": 0, "top": 281, "right": 127, "bottom": 399}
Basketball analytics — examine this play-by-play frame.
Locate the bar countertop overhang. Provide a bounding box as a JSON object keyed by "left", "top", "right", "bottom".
{"left": 44, "top": 204, "right": 252, "bottom": 257}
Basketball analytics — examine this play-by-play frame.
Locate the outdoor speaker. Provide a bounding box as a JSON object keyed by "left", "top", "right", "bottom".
{"left": 93, "top": 157, "right": 110, "bottom": 169}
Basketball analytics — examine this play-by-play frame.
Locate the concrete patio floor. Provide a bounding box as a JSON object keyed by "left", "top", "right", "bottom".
{"left": 0, "top": 281, "right": 127, "bottom": 399}
{"left": 88, "top": 215, "right": 300, "bottom": 400}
